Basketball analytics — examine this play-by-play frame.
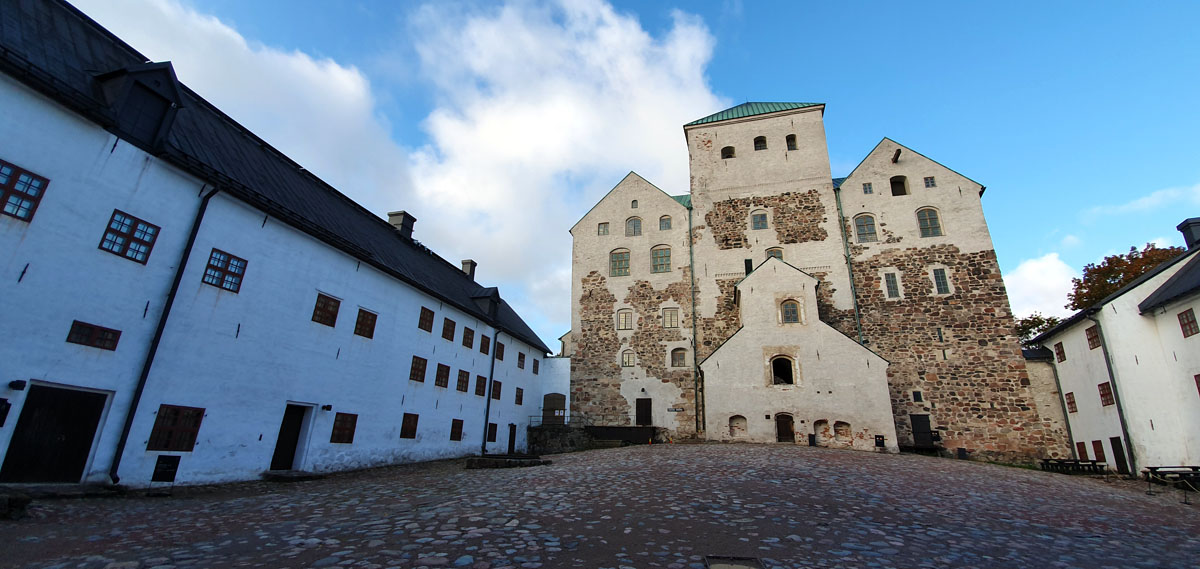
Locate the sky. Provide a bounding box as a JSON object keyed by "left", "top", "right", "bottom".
{"left": 70, "top": 0, "right": 1200, "bottom": 350}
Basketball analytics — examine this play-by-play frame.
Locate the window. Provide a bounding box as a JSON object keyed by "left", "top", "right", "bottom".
{"left": 418, "top": 307, "right": 435, "bottom": 332}
{"left": 924, "top": 176, "right": 937, "bottom": 188}
{"left": 147, "top": 404, "right": 204, "bottom": 451}
{"left": 1065, "top": 392, "right": 1077, "bottom": 413}
{"left": 1076, "top": 441, "right": 1088, "bottom": 460}
{"left": 617, "top": 309, "right": 633, "bottom": 330}
{"left": 1086, "top": 326, "right": 1101, "bottom": 349}
{"left": 66, "top": 320, "right": 121, "bottom": 350}
{"left": 400, "top": 413, "right": 419, "bottom": 439}
{"left": 721, "top": 146, "right": 735, "bottom": 159}
{"left": 912, "top": 391, "right": 924, "bottom": 403}
{"left": 659, "top": 216, "right": 672, "bottom": 230}
{"left": 201, "top": 249, "right": 247, "bottom": 293}
{"left": 771, "top": 356, "right": 794, "bottom": 385}
{"left": 781, "top": 300, "right": 800, "bottom": 323}
{"left": 0, "top": 158, "right": 49, "bottom": 221}
{"left": 625, "top": 217, "right": 642, "bottom": 236}
{"left": 533, "top": 359, "right": 540, "bottom": 375}
{"left": 450, "top": 419, "right": 464, "bottom": 441}
{"left": 1098, "top": 382, "right": 1115, "bottom": 406}
{"left": 311, "top": 293, "right": 340, "bottom": 327}
{"left": 862, "top": 182, "right": 873, "bottom": 195}
{"left": 651, "top": 246, "right": 671, "bottom": 273}
{"left": 462, "top": 327, "right": 475, "bottom": 349}
{"left": 597, "top": 222, "right": 609, "bottom": 235}
{"left": 487, "top": 422, "right": 498, "bottom": 442}
{"left": 442, "top": 318, "right": 456, "bottom": 341}
{"left": 496, "top": 342, "right": 505, "bottom": 360}
{"left": 751, "top": 210, "right": 768, "bottom": 230}
{"left": 917, "top": 208, "right": 942, "bottom": 237}
{"left": 890, "top": 175, "right": 908, "bottom": 196}
{"left": 99, "top": 209, "right": 159, "bottom": 264}
{"left": 475, "top": 375, "right": 487, "bottom": 396}
{"left": 354, "top": 309, "right": 377, "bottom": 339}
{"left": 480, "top": 334, "right": 491, "bottom": 355}
{"left": 621, "top": 350, "right": 635, "bottom": 367}
{"left": 766, "top": 248, "right": 783, "bottom": 260}
{"left": 663, "top": 307, "right": 679, "bottom": 328}
{"left": 1054, "top": 342, "right": 1066, "bottom": 362}
{"left": 435, "top": 364, "right": 450, "bottom": 388}
{"left": 457, "top": 370, "right": 470, "bottom": 392}
{"left": 1179, "top": 308, "right": 1198, "bottom": 338}
{"left": 330, "top": 413, "right": 357, "bottom": 444}
{"left": 491, "top": 380, "right": 502, "bottom": 400}
{"left": 932, "top": 268, "right": 950, "bottom": 295}
{"left": 884, "top": 273, "right": 900, "bottom": 299}
{"left": 671, "top": 348, "right": 686, "bottom": 367}
{"left": 515, "top": 387, "right": 524, "bottom": 405}
{"left": 1092, "top": 440, "right": 1106, "bottom": 463}
{"left": 610, "top": 249, "right": 630, "bottom": 276}
{"left": 518, "top": 352, "right": 526, "bottom": 369}
{"left": 786, "top": 134, "right": 797, "bottom": 151}
{"left": 854, "top": 215, "right": 878, "bottom": 243}
{"left": 409, "top": 356, "right": 427, "bottom": 382}
{"left": 631, "top": 199, "right": 638, "bottom": 209}
{"left": 754, "top": 136, "right": 767, "bottom": 151}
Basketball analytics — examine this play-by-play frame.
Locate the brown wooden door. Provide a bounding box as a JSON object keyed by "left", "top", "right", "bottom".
{"left": 911, "top": 415, "right": 934, "bottom": 449}
{"left": 635, "top": 398, "right": 652, "bottom": 426}
{"left": 507, "top": 424, "right": 517, "bottom": 454}
{"left": 1110, "top": 436, "right": 1130, "bottom": 474}
{"left": 775, "top": 414, "right": 795, "bottom": 443}
{"left": 0, "top": 385, "right": 107, "bottom": 483}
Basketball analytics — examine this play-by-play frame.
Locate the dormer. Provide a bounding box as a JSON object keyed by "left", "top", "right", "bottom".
{"left": 95, "top": 62, "right": 184, "bottom": 153}
{"left": 472, "top": 286, "right": 501, "bottom": 320}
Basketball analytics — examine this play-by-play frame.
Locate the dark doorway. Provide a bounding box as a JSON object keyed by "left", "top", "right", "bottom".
{"left": 775, "top": 414, "right": 795, "bottom": 443}
{"left": 542, "top": 393, "right": 566, "bottom": 425}
{"left": 1109, "top": 436, "right": 1130, "bottom": 475}
{"left": 635, "top": 398, "right": 652, "bottom": 426}
{"left": 771, "top": 357, "right": 794, "bottom": 385}
{"left": 910, "top": 414, "right": 934, "bottom": 449}
{"left": 270, "top": 404, "right": 309, "bottom": 471}
{"left": 507, "top": 424, "right": 517, "bottom": 454}
{"left": 0, "top": 384, "right": 107, "bottom": 483}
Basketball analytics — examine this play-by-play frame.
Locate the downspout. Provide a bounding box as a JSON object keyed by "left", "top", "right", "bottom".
{"left": 109, "top": 186, "right": 219, "bottom": 484}
{"left": 480, "top": 328, "right": 502, "bottom": 455}
{"left": 833, "top": 188, "right": 864, "bottom": 344}
{"left": 1087, "top": 313, "right": 1138, "bottom": 476}
{"left": 687, "top": 207, "right": 703, "bottom": 435}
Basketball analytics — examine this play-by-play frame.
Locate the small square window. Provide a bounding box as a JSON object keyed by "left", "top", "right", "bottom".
{"left": 515, "top": 387, "right": 524, "bottom": 405}
{"left": 884, "top": 273, "right": 900, "bottom": 299}
{"left": 312, "top": 293, "right": 340, "bottom": 327}
{"left": 1086, "top": 325, "right": 1101, "bottom": 349}
{"left": 0, "top": 158, "right": 50, "bottom": 222}
{"left": 597, "top": 222, "right": 609, "bottom": 235}
{"left": 475, "top": 375, "right": 487, "bottom": 396}
{"left": 912, "top": 391, "right": 924, "bottom": 403}
{"left": 621, "top": 351, "right": 634, "bottom": 367}
{"left": 409, "top": 356, "right": 427, "bottom": 382}
{"left": 663, "top": 308, "right": 679, "bottom": 329}
{"left": 202, "top": 249, "right": 248, "bottom": 293}
{"left": 751, "top": 213, "right": 768, "bottom": 230}
{"left": 418, "top": 307, "right": 435, "bottom": 332}
{"left": 354, "top": 309, "right": 377, "bottom": 339}
{"left": 496, "top": 342, "right": 505, "bottom": 361}
{"left": 400, "top": 413, "right": 419, "bottom": 439}
{"left": 533, "top": 359, "right": 540, "bottom": 375}
{"left": 457, "top": 370, "right": 470, "bottom": 392}
{"left": 518, "top": 352, "right": 526, "bottom": 369}
{"left": 330, "top": 412, "right": 357, "bottom": 444}
{"left": 462, "top": 327, "right": 475, "bottom": 349}
{"left": 99, "top": 209, "right": 160, "bottom": 264}
{"left": 932, "top": 268, "right": 950, "bottom": 295}
{"left": 781, "top": 301, "right": 800, "bottom": 323}
{"left": 435, "top": 364, "right": 450, "bottom": 388}
{"left": 1098, "top": 382, "right": 1114, "bottom": 406}
{"left": 1065, "top": 392, "right": 1077, "bottom": 413}
{"left": 66, "top": 320, "right": 121, "bottom": 350}
{"left": 671, "top": 348, "right": 686, "bottom": 367}
{"left": 442, "top": 318, "right": 456, "bottom": 341}
{"left": 862, "top": 182, "right": 873, "bottom": 195}
{"left": 487, "top": 422, "right": 498, "bottom": 442}
{"left": 651, "top": 247, "right": 671, "bottom": 273}
{"left": 659, "top": 216, "right": 672, "bottom": 231}
{"left": 617, "top": 310, "right": 633, "bottom": 330}
{"left": 1179, "top": 308, "right": 1198, "bottom": 338}
{"left": 1054, "top": 342, "right": 1066, "bottom": 362}
{"left": 147, "top": 404, "right": 204, "bottom": 451}
{"left": 491, "top": 380, "right": 502, "bottom": 400}
{"left": 480, "top": 334, "right": 491, "bottom": 355}
{"left": 924, "top": 176, "right": 936, "bottom": 188}
{"left": 450, "top": 419, "right": 464, "bottom": 441}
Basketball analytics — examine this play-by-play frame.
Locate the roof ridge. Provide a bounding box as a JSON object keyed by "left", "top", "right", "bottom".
{"left": 685, "top": 101, "right": 823, "bottom": 127}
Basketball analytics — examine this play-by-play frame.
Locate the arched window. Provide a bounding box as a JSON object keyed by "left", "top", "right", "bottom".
{"left": 625, "top": 217, "right": 642, "bottom": 236}
{"left": 751, "top": 209, "right": 768, "bottom": 230}
{"left": 659, "top": 215, "right": 672, "bottom": 230}
{"left": 621, "top": 350, "right": 635, "bottom": 367}
{"left": 721, "top": 146, "right": 736, "bottom": 159}
{"left": 917, "top": 208, "right": 942, "bottom": 237}
{"left": 609, "top": 248, "right": 630, "bottom": 276}
{"left": 890, "top": 175, "right": 908, "bottom": 196}
{"left": 766, "top": 248, "right": 783, "bottom": 260}
{"left": 771, "top": 356, "right": 794, "bottom": 385}
{"left": 631, "top": 199, "right": 638, "bottom": 208}
{"left": 616, "top": 309, "right": 633, "bottom": 330}
{"left": 671, "top": 348, "right": 687, "bottom": 367}
{"left": 854, "top": 214, "right": 878, "bottom": 243}
{"left": 754, "top": 136, "right": 767, "bottom": 151}
{"left": 781, "top": 300, "right": 800, "bottom": 323}
{"left": 786, "top": 134, "right": 797, "bottom": 151}
{"left": 651, "top": 245, "right": 671, "bottom": 273}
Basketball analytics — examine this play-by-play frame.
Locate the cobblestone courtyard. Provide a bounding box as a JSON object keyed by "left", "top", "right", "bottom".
{"left": 4, "top": 445, "right": 1199, "bottom": 569}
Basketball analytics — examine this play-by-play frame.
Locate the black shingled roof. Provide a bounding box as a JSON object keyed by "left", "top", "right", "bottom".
{"left": 1138, "top": 250, "right": 1200, "bottom": 313}
{"left": 0, "top": 0, "right": 549, "bottom": 354}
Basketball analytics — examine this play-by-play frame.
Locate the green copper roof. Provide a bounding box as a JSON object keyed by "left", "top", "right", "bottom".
{"left": 685, "top": 102, "right": 823, "bottom": 126}
{"left": 671, "top": 195, "right": 692, "bottom": 209}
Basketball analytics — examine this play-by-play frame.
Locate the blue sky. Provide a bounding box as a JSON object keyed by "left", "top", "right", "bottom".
{"left": 73, "top": 0, "right": 1200, "bottom": 350}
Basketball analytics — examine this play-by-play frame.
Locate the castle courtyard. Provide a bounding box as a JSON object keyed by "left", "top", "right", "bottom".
{"left": 4, "top": 445, "right": 1197, "bottom": 569}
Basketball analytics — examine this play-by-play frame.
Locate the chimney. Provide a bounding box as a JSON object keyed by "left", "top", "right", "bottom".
{"left": 388, "top": 210, "right": 416, "bottom": 240}
{"left": 461, "top": 259, "right": 477, "bottom": 280}
{"left": 1178, "top": 217, "right": 1200, "bottom": 249}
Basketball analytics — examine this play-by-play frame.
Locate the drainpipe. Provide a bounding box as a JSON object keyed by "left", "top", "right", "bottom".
{"left": 1087, "top": 313, "right": 1137, "bottom": 476}
{"left": 109, "top": 186, "right": 220, "bottom": 484}
{"left": 687, "top": 206, "right": 703, "bottom": 435}
{"left": 480, "top": 328, "right": 502, "bottom": 455}
{"left": 832, "top": 188, "right": 864, "bottom": 344}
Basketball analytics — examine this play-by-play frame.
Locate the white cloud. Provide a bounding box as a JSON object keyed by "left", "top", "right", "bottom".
{"left": 1084, "top": 182, "right": 1200, "bottom": 219}
{"left": 1003, "top": 253, "right": 1079, "bottom": 319}
{"left": 1059, "top": 234, "right": 1081, "bottom": 248}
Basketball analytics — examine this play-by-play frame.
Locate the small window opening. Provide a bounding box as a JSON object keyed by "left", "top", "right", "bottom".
{"left": 751, "top": 210, "right": 768, "bottom": 230}
{"left": 890, "top": 175, "right": 908, "bottom": 196}
{"left": 631, "top": 199, "right": 638, "bottom": 209}
{"left": 625, "top": 217, "right": 642, "bottom": 236}
{"left": 771, "top": 356, "right": 794, "bottom": 385}
{"left": 766, "top": 248, "right": 783, "bottom": 260}
{"left": 659, "top": 215, "right": 671, "bottom": 230}
{"left": 754, "top": 136, "right": 767, "bottom": 151}
{"left": 721, "top": 146, "right": 735, "bottom": 159}
{"left": 781, "top": 300, "right": 800, "bottom": 323}
{"left": 786, "top": 134, "right": 797, "bottom": 151}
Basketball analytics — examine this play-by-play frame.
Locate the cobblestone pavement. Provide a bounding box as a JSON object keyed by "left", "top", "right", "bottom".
{"left": 4, "top": 444, "right": 1200, "bottom": 569}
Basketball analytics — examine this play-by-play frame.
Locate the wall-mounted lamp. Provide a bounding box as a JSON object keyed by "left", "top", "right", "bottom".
{"left": 320, "top": 404, "right": 333, "bottom": 411}
{"left": 8, "top": 380, "right": 27, "bottom": 391}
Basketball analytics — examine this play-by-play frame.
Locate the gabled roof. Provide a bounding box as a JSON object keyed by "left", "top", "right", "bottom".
{"left": 837, "top": 138, "right": 986, "bottom": 195}
{"left": 671, "top": 195, "right": 692, "bottom": 209}
{"left": 568, "top": 171, "right": 686, "bottom": 233}
{"left": 1138, "top": 248, "right": 1200, "bottom": 313}
{"left": 684, "top": 102, "right": 823, "bottom": 127}
{"left": 1, "top": 0, "right": 550, "bottom": 354}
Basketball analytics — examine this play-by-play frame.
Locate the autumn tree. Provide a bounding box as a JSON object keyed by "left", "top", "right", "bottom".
{"left": 1066, "top": 243, "right": 1184, "bottom": 310}
{"left": 1014, "top": 312, "right": 1062, "bottom": 345}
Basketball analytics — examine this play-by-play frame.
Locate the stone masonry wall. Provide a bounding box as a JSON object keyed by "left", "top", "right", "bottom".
{"left": 624, "top": 271, "right": 698, "bottom": 434}
{"left": 570, "top": 271, "right": 626, "bottom": 424}
{"left": 704, "top": 190, "right": 829, "bottom": 249}
{"left": 695, "top": 277, "right": 741, "bottom": 361}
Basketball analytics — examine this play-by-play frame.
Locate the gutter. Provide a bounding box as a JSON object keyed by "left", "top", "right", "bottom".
{"left": 1086, "top": 313, "right": 1138, "bottom": 476}
{"left": 687, "top": 206, "right": 703, "bottom": 435}
{"left": 832, "top": 188, "right": 865, "bottom": 344}
{"left": 109, "top": 186, "right": 219, "bottom": 484}
{"left": 480, "top": 328, "right": 502, "bottom": 455}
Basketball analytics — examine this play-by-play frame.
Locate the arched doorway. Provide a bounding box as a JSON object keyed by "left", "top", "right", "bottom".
{"left": 775, "top": 414, "right": 795, "bottom": 443}
{"left": 771, "top": 356, "right": 794, "bottom": 385}
{"left": 541, "top": 393, "right": 566, "bottom": 425}
{"left": 729, "top": 415, "right": 748, "bottom": 438}
{"left": 813, "top": 419, "right": 831, "bottom": 446}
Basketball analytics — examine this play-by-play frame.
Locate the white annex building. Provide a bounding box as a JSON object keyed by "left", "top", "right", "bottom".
{"left": 1033, "top": 219, "right": 1200, "bottom": 474}
{"left": 0, "top": 0, "right": 552, "bottom": 487}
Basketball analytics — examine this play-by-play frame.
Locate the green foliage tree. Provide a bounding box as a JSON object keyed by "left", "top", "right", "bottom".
{"left": 1066, "top": 243, "right": 1185, "bottom": 310}
{"left": 1014, "top": 312, "right": 1062, "bottom": 345}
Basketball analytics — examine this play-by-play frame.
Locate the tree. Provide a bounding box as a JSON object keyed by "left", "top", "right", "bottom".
{"left": 1066, "top": 243, "right": 1185, "bottom": 310}
{"left": 1014, "top": 312, "right": 1062, "bottom": 345}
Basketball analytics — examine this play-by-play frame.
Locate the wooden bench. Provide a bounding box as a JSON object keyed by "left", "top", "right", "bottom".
{"left": 1040, "top": 458, "right": 1107, "bottom": 475}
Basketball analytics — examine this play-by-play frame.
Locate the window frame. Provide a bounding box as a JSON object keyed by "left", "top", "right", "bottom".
{"left": 480, "top": 334, "right": 491, "bottom": 355}
{"left": 450, "top": 419, "right": 464, "bottom": 441}
{"left": 721, "top": 146, "right": 735, "bottom": 159}
{"left": 751, "top": 210, "right": 768, "bottom": 230}
{"left": 621, "top": 350, "right": 635, "bottom": 367}
{"left": 662, "top": 307, "right": 679, "bottom": 329}
{"left": 517, "top": 352, "right": 526, "bottom": 369}
{"left": 785, "top": 134, "right": 797, "bottom": 151}
{"left": 917, "top": 208, "right": 943, "bottom": 237}
{"left": 441, "top": 318, "right": 456, "bottom": 341}
{"left": 884, "top": 272, "right": 901, "bottom": 299}
{"left": 487, "top": 422, "right": 498, "bottom": 442}
{"left": 932, "top": 268, "right": 950, "bottom": 295}
{"left": 98, "top": 209, "right": 160, "bottom": 264}
{"left": 515, "top": 387, "right": 524, "bottom": 405}
{"left": 766, "top": 248, "right": 783, "bottom": 260}
{"left": 532, "top": 359, "right": 540, "bottom": 375}
{"left": 496, "top": 342, "right": 505, "bottom": 360}
{"left": 475, "top": 375, "right": 487, "bottom": 396}
{"left": 781, "top": 300, "right": 800, "bottom": 323}
{"left": 610, "top": 249, "right": 630, "bottom": 276}
{"left": 862, "top": 182, "right": 873, "bottom": 195}
{"left": 651, "top": 246, "right": 671, "bottom": 273}
{"left": 671, "top": 348, "right": 686, "bottom": 368}
{"left": 66, "top": 320, "right": 121, "bottom": 350}
{"left": 0, "top": 158, "right": 49, "bottom": 222}
{"left": 616, "top": 309, "right": 633, "bottom": 330}
{"left": 890, "top": 175, "right": 908, "bottom": 196}
{"left": 854, "top": 214, "right": 878, "bottom": 243}
{"left": 330, "top": 412, "right": 358, "bottom": 444}
{"left": 1065, "top": 392, "right": 1077, "bottom": 413}
{"left": 400, "top": 413, "right": 419, "bottom": 439}
{"left": 753, "top": 136, "right": 767, "bottom": 151}
{"left": 491, "top": 380, "right": 502, "bottom": 400}
{"left": 409, "top": 356, "right": 427, "bottom": 382}
{"left": 659, "top": 216, "right": 671, "bottom": 231}
{"left": 354, "top": 308, "right": 377, "bottom": 339}
{"left": 1098, "top": 381, "right": 1115, "bottom": 406}
{"left": 462, "top": 327, "right": 475, "bottom": 349}
{"left": 311, "top": 293, "right": 341, "bottom": 327}
{"left": 418, "top": 307, "right": 435, "bottom": 332}
{"left": 1179, "top": 308, "right": 1198, "bottom": 338}
{"left": 924, "top": 176, "right": 937, "bottom": 188}
{"left": 147, "top": 404, "right": 204, "bottom": 452}
{"left": 625, "top": 217, "right": 642, "bottom": 236}
{"left": 456, "top": 369, "right": 470, "bottom": 392}
{"left": 1054, "top": 342, "right": 1066, "bottom": 362}
{"left": 435, "top": 363, "right": 451, "bottom": 388}
{"left": 1086, "top": 325, "right": 1101, "bottom": 349}
{"left": 597, "top": 222, "right": 609, "bottom": 235}
{"left": 201, "top": 248, "right": 248, "bottom": 293}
